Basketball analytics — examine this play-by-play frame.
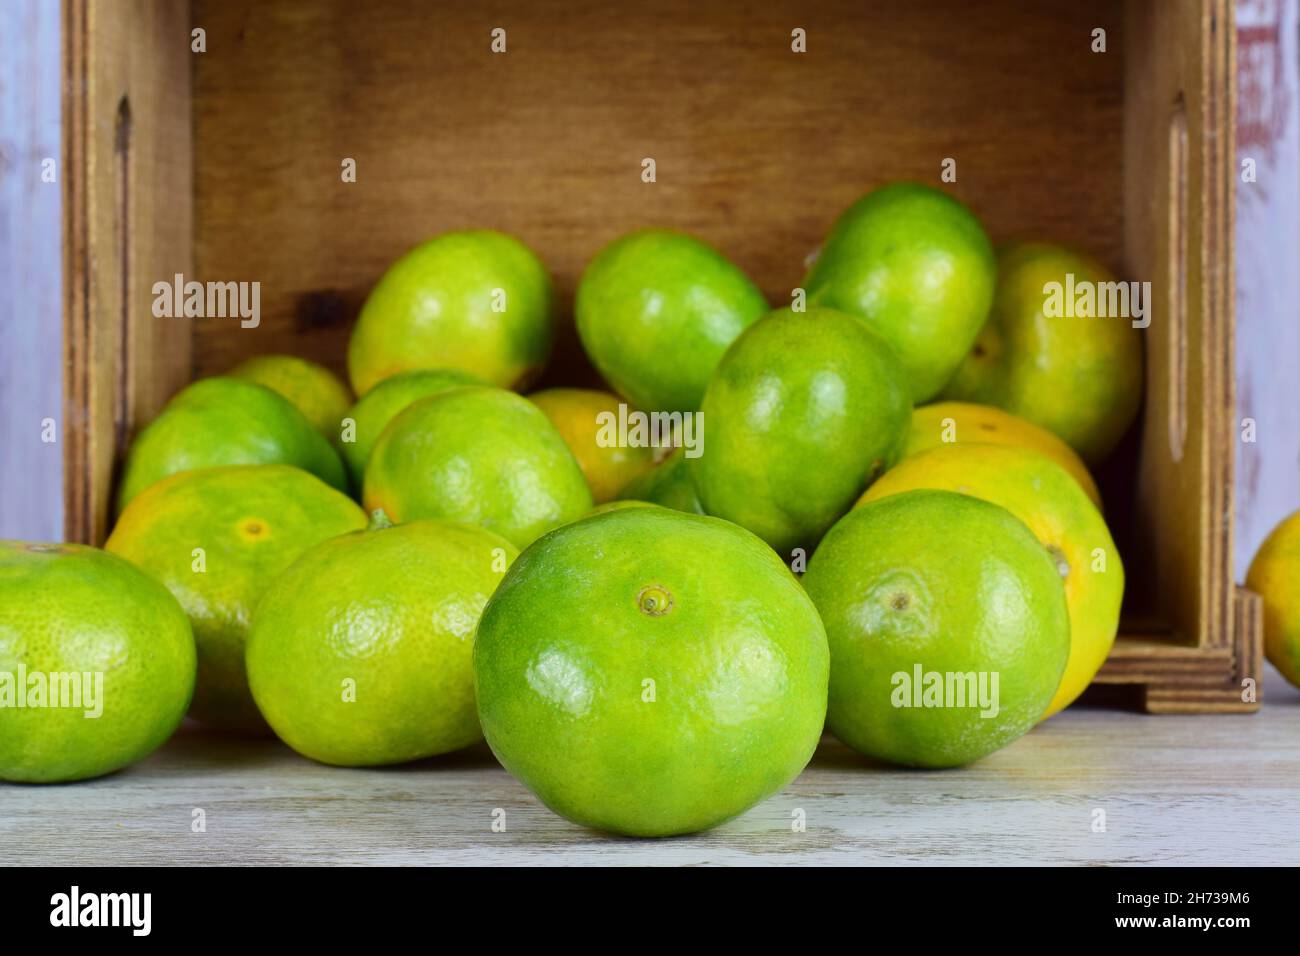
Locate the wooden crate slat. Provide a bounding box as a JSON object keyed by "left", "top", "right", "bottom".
{"left": 62, "top": 0, "right": 193, "bottom": 544}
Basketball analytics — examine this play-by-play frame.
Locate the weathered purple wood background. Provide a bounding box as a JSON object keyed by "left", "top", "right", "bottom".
{"left": 0, "top": 0, "right": 63, "bottom": 541}
{"left": 1236, "top": 0, "right": 1300, "bottom": 577}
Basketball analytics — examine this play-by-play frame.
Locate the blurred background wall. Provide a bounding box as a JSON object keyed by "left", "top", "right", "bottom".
{"left": 1235, "top": 0, "right": 1300, "bottom": 577}
{"left": 0, "top": 0, "right": 63, "bottom": 540}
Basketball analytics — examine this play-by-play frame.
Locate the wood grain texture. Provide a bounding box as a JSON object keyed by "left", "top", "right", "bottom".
{"left": 62, "top": 0, "right": 193, "bottom": 545}
{"left": 0, "top": 0, "right": 64, "bottom": 541}
{"left": 3, "top": 670, "right": 1296, "bottom": 866}
{"left": 190, "top": 0, "right": 1126, "bottom": 384}
{"left": 1122, "top": 0, "right": 1227, "bottom": 645}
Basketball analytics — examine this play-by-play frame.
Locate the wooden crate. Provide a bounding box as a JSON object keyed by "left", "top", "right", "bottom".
{"left": 61, "top": 0, "right": 1261, "bottom": 713}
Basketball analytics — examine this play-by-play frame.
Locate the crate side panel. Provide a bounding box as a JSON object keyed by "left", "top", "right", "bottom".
{"left": 1122, "top": 0, "right": 1235, "bottom": 648}
{"left": 63, "top": 0, "right": 193, "bottom": 544}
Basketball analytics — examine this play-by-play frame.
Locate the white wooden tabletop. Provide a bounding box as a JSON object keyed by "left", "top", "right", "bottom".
{"left": 3, "top": 669, "right": 1298, "bottom": 867}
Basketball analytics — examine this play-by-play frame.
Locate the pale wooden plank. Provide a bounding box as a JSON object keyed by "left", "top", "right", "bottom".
{"left": 2, "top": 672, "right": 1296, "bottom": 866}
